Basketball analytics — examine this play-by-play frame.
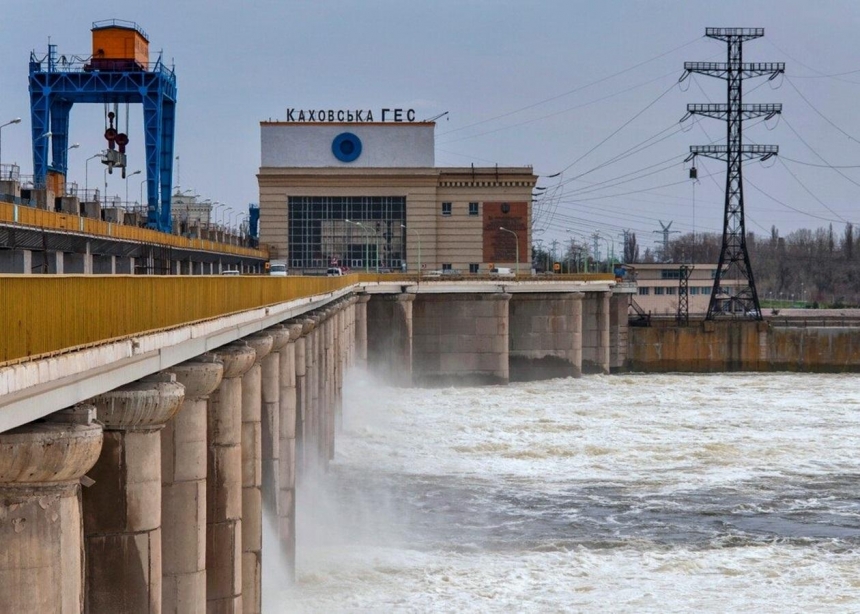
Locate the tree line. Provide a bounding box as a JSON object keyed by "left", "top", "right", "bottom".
{"left": 620, "top": 223, "right": 858, "bottom": 307}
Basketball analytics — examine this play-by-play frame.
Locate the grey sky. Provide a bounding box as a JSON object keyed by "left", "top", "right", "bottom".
{"left": 3, "top": 0, "right": 860, "bottom": 252}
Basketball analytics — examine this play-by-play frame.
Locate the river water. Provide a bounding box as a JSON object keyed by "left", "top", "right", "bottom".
{"left": 265, "top": 372, "right": 860, "bottom": 612}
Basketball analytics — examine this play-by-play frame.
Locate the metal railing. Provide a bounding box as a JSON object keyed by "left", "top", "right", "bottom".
{"left": 0, "top": 200, "right": 268, "bottom": 258}
{"left": 0, "top": 274, "right": 357, "bottom": 365}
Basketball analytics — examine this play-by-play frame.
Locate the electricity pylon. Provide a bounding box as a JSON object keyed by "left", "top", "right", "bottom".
{"left": 682, "top": 28, "right": 783, "bottom": 320}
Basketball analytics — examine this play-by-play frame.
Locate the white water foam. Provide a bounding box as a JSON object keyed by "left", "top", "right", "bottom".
{"left": 264, "top": 371, "right": 860, "bottom": 613}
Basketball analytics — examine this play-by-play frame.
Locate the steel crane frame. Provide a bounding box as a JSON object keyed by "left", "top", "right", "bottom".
{"left": 29, "top": 44, "right": 177, "bottom": 232}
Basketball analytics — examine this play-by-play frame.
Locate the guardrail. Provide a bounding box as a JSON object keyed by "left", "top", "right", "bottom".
{"left": 0, "top": 201, "right": 268, "bottom": 259}
{"left": 0, "top": 274, "right": 357, "bottom": 365}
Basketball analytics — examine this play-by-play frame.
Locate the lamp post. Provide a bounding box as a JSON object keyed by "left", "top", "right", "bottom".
{"left": 345, "top": 219, "right": 371, "bottom": 272}
{"left": 139, "top": 177, "right": 148, "bottom": 213}
{"left": 499, "top": 226, "right": 520, "bottom": 277}
{"left": 85, "top": 152, "right": 102, "bottom": 201}
{"left": 401, "top": 224, "right": 421, "bottom": 278}
{"left": 0, "top": 117, "right": 22, "bottom": 176}
{"left": 125, "top": 170, "right": 141, "bottom": 207}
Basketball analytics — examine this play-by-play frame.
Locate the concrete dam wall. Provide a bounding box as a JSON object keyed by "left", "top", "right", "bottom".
{"left": 628, "top": 319, "right": 860, "bottom": 372}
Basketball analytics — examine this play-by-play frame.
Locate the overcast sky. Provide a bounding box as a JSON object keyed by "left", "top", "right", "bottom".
{"left": 3, "top": 0, "right": 860, "bottom": 252}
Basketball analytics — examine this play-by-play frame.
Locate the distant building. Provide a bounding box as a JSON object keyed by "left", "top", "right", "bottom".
{"left": 257, "top": 116, "right": 536, "bottom": 273}
{"left": 171, "top": 192, "right": 212, "bottom": 227}
{"left": 631, "top": 263, "right": 746, "bottom": 315}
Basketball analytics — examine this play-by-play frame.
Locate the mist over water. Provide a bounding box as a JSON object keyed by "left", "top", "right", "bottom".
{"left": 265, "top": 372, "right": 860, "bottom": 613}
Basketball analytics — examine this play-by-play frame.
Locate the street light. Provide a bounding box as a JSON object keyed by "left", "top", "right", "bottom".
{"left": 67, "top": 142, "right": 80, "bottom": 152}
{"left": 125, "top": 170, "right": 141, "bottom": 206}
{"left": 139, "top": 177, "right": 148, "bottom": 211}
{"left": 85, "top": 152, "right": 102, "bottom": 201}
{"left": 345, "top": 219, "right": 371, "bottom": 272}
{"left": 499, "top": 226, "right": 520, "bottom": 277}
{"left": 0, "top": 117, "right": 22, "bottom": 175}
{"left": 401, "top": 224, "right": 421, "bottom": 278}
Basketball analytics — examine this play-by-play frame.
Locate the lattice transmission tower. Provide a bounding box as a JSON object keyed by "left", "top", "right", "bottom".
{"left": 682, "top": 28, "right": 783, "bottom": 320}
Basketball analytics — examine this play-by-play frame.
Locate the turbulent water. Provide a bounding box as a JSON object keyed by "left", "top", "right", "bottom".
{"left": 264, "top": 372, "right": 860, "bottom": 613}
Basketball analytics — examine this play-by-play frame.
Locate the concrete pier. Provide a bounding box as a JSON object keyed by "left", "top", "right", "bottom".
{"left": 261, "top": 327, "right": 291, "bottom": 518}
{"left": 84, "top": 374, "right": 185, "bottom": 614}
{"left": 0, "top": 406, "right": 103, "bottom": 613}
{"left": 241, "top": 332, "right": 274, "bottom": 614}
{"left": 278, "top": 323, "right": 304, "bottom": 581}
{"left": 162, "top": 357, "right": 224, "bottom": 613}
{"left": 294, "top": 318, "right": 313, "bottom": 478}
{"left": 509, "top": 292, "right": 583, "bottom": 381}
{"left": 207, "top": 343, "right": 256, "bottom": 613}
{"left": 367, "top": 293, "right": 414, "bottom": 386}
{"left": 582, "top": 291, "right": 611, "bottom": 374}
{"left": 355, "top": 294, "right": 370, "bottom": 370}
{"left": 413, "top": 293, "right": 511, "bottom": 385}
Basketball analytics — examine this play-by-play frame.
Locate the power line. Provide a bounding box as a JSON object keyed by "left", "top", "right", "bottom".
{"left": 785, "top": 76, "right": 860, "bottom": 144}
{"left": 437, "top": 36, "right": 704, "bottom": 137}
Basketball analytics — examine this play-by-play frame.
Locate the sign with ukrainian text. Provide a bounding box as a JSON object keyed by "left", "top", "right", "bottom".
{"left": 285, "top": 108, "right": 418, "bottom": 122}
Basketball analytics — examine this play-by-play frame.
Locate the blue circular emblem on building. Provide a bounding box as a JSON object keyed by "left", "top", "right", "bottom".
{"left": 332, "top": 132, "right": 362, "bottom": 163}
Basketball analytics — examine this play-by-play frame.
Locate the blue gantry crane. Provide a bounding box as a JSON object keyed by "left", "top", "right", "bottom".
{"left": 28, "top": 20, "right": 177, "bottom": 231}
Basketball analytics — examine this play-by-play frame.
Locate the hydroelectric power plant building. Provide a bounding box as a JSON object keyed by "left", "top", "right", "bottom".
{"left": 257, "top": 111, "right": 536, "bottom": 273}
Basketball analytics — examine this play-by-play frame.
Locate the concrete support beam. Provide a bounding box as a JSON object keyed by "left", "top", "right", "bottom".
{"left": 293, "top": 318, "right": 313, "bottom": 483}
{"left": 0, "top": 249, "right": 33, "bottom": 274}
{"left": 609, "top": 293, "right": 630, "bottom": 372}
{"left": 261, "top": 327, "right": 291, "bottom": 518}
{"left": 413, "top": 292, "right": 510, "bottom": 385}
{"left": 277, "top": 323, "right": 303, "bottom": 582}
{"left": 207, "top": 343, "right": 256, "bottom": 613}
{"left": 366, "top": 293, "right": 414, "bottom": 386}
{"left": 582, "top": 291, "right": 611, "bottom": 374}
{"left": 355, "top": 294, "right": 370, "bottom": 370}
{"left": 162, "top": 357, "right": 224, "bottom": 614}
{"left": 509, "top": 292, "right": 583, "bottom": 381}
{"left": 84, "top": 374, "right": 185, "bottom": 614}
{"left": 0, "top": 406, "right": 103, "bottom": 613}
{"left": 241, "top": 333, "right": 274, "bottom": 614}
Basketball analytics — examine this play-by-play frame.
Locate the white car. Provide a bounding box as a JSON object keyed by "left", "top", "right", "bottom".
{"left": 221, "top": 269, "right": 240, "bottom": 276}
{"left": 269, "top": 263, "right": 287, "bottom": 277}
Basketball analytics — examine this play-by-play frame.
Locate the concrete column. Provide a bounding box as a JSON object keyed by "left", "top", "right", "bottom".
{"left": 278, "top": 323, "right": 303, "bottom": 581}
{"left": 294, "top": 318, "right": 313, "bottom": 481}
{"left": 0, "top": 406, "right": 103, "bottom": 613}
{"left": 609, "top": 293, "right": 630, "bottom": 372}
{"left": 261, "top": 327, "right": 291, "bottom": 517}
{"left": 0, "top": 249, "right": 33, "bottom": 274}
{"left": 355, "top": 294, "right": 370, "bottom": 369}
{"left": 366, "top": 293, "right": 414, "bottom": 386}
{"left": 305, "top": 315, "right": 322, "bottom": 473}
{"left": 241, "top": 333, "right": 274, "bottom": 614}
{"left": 207, "top": 343, "right": 256, "bottom": 613}
{"left": 582, "top": 291, "right": 611, "bottom": 374}
{"left": 509, "top": 292, "right": 583, "bottom": 381}
{"left": 162, "top": 357, "right": 224, "bottom": 613}
{"left": 84, "top": 374, "right": 186, "bottom": 614}
{"left": 412, "top": 293, "right": 509, "bottom": 385}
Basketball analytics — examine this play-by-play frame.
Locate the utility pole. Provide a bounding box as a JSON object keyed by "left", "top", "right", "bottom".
{"left": 682, "top": 27, "right": 783, "bottom": 320}
{"left": 677, "top": 264, "right": 693, "bottom": 325}
{"left": 653, "top": 221, "right": 679, "bottom": 260}
{"left": 549, "top": 240, "right": 559, "bottom": 272}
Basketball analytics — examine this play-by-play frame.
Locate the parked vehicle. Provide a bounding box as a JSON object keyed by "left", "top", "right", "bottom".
{"left": 269, "top": 260, "right": 287, "bottom": 276}
{"left": 326, "top": 267, "right": 344, "bottom": 276}
{"left": 221, "top": 269, "right": 240, "bottom": 276}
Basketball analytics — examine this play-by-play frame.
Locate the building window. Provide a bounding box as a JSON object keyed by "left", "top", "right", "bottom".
{"left": 666, "top": 287, "right": 676, "bottom": 295}
{"left": 690, "top": 287, "right": 699, "bottom": 295}
{"left": 469, "top": 202, "right": 479, "bottom": 216}
{"left": 638, "top": 287, "right": 650, "bottom": 295}
{"left": 287, "top": 196, "right": 405, "bottom": 271}
{"left": 441, "top": 202, "right": 452, "bottom": 216}
{"left": 661, "top": 269, "right": 681, "bottom": 280}
{"left": 654, "top": 287, "right": 665, "bottom": 295}
{"left": 469, "top": 263, "right": 479, "bottom": 273}
{"left": 702, "top": 287, "right": 711, "bottom": 295}
{"left": 442, "top": 263, "right": 453, "bottom": 271}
